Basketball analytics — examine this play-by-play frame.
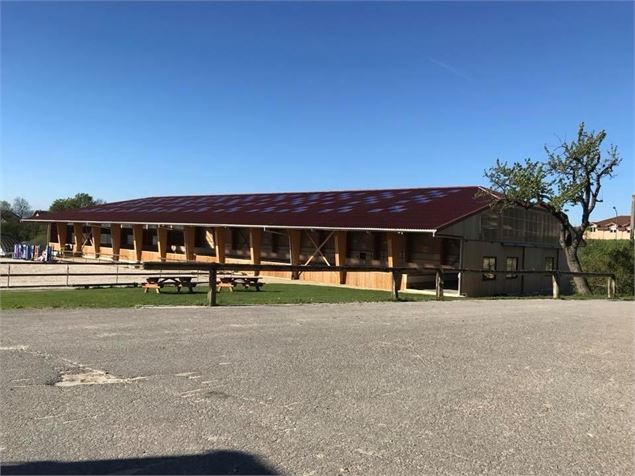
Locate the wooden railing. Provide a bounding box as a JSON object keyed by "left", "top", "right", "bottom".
{"left": 0, "top": 260, "right": 204, "bottom": 289}
{"left": 0, "top": 259, "right": 617, "bottom": 304}
{"left": 142, "top": 262, "right": 618, "bottom": 306}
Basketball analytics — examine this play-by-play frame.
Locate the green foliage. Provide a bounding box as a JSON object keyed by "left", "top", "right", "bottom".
{"left": 0, "top": 197, "right": 46, "bottom": 245}
{"left": 0, "top": 284, "right": 439, "bottom": 310}
{"left": 484, "top": 122, "right": 621, "bottom": 231}
{"left": 49, "top": 193, "right": 104, "bottom": 211}
{"left": 578, "top": 240, "right": 634, "bottom": 296}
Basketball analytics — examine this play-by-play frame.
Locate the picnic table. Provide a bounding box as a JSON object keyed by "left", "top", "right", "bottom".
{"left": 216, "top": 274, "right": 264, "bottom": 292}
{"left": 143, "top": 276, "right": 197, "bottom": 294}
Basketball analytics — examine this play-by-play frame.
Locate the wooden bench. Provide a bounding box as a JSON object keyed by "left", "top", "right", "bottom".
{"left": 216, "top": 274, "right": 264, "bottom": 292}
{"left": 143, "top": 276, "right": 197, "bottom": 294}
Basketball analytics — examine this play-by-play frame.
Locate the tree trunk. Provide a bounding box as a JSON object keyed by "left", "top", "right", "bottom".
{"left": 563, "top": 245, "right": 592, "bottom": 295}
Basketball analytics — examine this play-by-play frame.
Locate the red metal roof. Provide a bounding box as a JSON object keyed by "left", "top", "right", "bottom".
{"left": 591, "top": 215, "right": 631, "bottom": 228}
{"left": 27, "top": 186, "right": 493, "bottom": 232}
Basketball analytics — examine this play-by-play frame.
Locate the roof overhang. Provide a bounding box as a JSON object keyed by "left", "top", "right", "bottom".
{"left": 23, "top": 218, "right": 437, "bottom": 234}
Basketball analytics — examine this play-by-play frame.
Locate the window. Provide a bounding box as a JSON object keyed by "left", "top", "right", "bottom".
{"left": 100, "top": 227, "right": 112, "bottom": 246}
{"left": 506, "top": 257, "right": 518, "bottom": 279}
{"left": 482, "top": 256, "right": 496, "bottom": 281}
{"left": 545, "top": 257, "right": 555, "bottom": 271}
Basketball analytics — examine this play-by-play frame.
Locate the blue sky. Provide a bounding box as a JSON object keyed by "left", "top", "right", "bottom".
{"left": 1, "top": 1, "right": 633, "bottom": 219}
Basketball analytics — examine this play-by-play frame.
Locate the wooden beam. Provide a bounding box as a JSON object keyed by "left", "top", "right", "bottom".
{"left": 91, "top": 225, "right": 101, "bottom": 258}
{"left": 289, "top": 229, "right": 301, "bottom": 280}
{"left": 56, "top": 223, "right": 67, "bottom": 251}
{"left": 435, "top": 270, "right": 444, "bottom": 301}
{"left": 184, "top": 226, "right": 195, "bottom": 261}
{"left": 387, "top": 232, "right": 404, "bottom": 290}
{"left": 205, "top": 228, "right": 215, "bottom": 248}
{"left": 249, "top": 228, "right": 262, "bottom": 276}
{"left": 214, "top": 227, "right": 226, "bottom": 263}
{"left": 334, "top": 231, "right": 347, "bottom": 285}
{"left": 157, "top": 227, "right": 168, "bottom": 262}
{"left": 132, "top": 224, "right": 143, "bottom": 263}
{"left": 111, "top": 224, "right": 121, "bottom": 261}
{"left": 391, "top": 270, "right": 400, "bottom": 300}
{"left": 73, "top": 223, "right": 83, "bottom": 255}
{"left": 208, "top": 268, "right": 218, "bottom": 306}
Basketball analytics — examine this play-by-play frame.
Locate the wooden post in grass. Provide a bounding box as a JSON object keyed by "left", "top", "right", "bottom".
{"left": 391, "top": 270, "right": 400, "bottom": 301}
{"left": 552, "top": 272, "right": 560, "bottom": 299}
{"left": 207, "top": 267, "right": 218, "bottom": 307}
{"left": 289, "top": 229, "right": 301, "bottom": 280}
{"left": 608, "top": 276, "right": 616, "bottom": 299}
{"left": 435, "top": 269, "right": 444, "bottom": 301}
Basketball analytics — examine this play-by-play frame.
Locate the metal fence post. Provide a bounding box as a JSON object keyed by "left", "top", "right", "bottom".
{"left": 115, "top": 262, "right": 119, "bottom": 285}
{"left": 7, "top": 264, "right": 10, "bottom": 288}
{"left": 66, "top": 264, "right": 70, "bottom": 287}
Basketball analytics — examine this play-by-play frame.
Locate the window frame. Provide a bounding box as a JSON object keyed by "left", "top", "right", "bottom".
{"left": 505, "top": 256, "right": 519, "bottom": 279}
{"left": 544, "top": 256, "right": 556, "bottom": 272}
{"left": 482, "top": 256, "right": 497, "bottom": 281}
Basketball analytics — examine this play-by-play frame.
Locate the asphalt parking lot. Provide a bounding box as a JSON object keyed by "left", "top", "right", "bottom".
{"left": 1, "top": 300, "right": 633, "bottom": 475}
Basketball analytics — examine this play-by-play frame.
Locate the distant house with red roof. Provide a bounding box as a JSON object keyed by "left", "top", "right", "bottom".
{"left": 586, "top": 215, "right": 632, "bottom": 240}
{"left": 25, "top": 186, "right": 569, "bottom": 297}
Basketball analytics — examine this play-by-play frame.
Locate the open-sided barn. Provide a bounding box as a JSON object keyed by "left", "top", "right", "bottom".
{"left": 26, "top": 186, "right": 568, "bottom": 296}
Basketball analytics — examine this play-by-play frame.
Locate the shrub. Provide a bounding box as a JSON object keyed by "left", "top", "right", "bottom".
{"left": 578, "top": 240, "right": 634, "bottom": 296}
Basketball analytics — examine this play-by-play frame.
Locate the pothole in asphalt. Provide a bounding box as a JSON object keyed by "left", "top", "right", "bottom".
{"left": 52, "top": 369, "right": 145, "bottom": 387}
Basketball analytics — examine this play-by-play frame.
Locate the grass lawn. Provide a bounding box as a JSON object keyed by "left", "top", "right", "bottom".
{"left": 0, "top": 283, "right": 440, "bottom": 310}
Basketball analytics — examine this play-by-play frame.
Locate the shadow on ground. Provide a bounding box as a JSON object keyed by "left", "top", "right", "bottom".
{"left": 1, "top": 450, "right": 279, "bottom": 475}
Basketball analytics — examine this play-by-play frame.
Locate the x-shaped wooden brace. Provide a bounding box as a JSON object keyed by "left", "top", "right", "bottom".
{"left": 303, "top": 231, "right": 334, "bottom": 266}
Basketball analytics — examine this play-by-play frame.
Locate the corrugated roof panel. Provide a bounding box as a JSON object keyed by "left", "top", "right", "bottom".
{"left": 27, "top": 186, "right": 494, "bottom": 231}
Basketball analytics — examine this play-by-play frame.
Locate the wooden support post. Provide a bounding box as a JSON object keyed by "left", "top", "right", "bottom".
{"left": 157, "top": 227, "right": 168, "bottom": 262}
{"left": 91, "top": 225, "right": 101, "bottom": 258}
{"left": 435, "top": 270, "right": 444, "bottom": 301}
{"left": 552, "top": 272, "right": 560, "bottom": 299}
{"left": 387, "top": 232, "right": 404, "bottom": 291}
{"left": 111, "top": 224, "right": 121, "bottom": 262}
{"left": 391, "top": 271, "right": 400, "bottom": 300}
{"left": 334, "top": 231, "right": 347, "bottom": 285}
{"left": 184, "top": 226, "right": 195, "bottom": 261}
{"left": 608, "top": 276, "right": 616, "bottom": 299}
{"left": 207, "top": 267, "right": 218, "bottom": 306}
{"left": 214, "top": 227, "right": 226, "bottom": 264}
{"left": 72, "top": 223, "right": 83, "bottom": 255}
{"left": 132, "top": 224, "right": 143, "bottom": 263}
{"left": 249, "top": 228, "right": 262, "bottom": 276}
{"left": 289, "top": 229, "right": 301, "bottom": 280}
{"left": 56, "top": 223, "right": 68, "bottom": 252}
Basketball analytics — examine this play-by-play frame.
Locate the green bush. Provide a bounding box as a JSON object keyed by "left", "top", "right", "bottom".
{"left": 578, "top": 240, "right": 634, "bottom": 296}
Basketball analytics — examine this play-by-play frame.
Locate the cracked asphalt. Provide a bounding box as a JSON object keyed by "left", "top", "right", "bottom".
{"left": 1, "top": 300, "right": 633, "bottom": 475}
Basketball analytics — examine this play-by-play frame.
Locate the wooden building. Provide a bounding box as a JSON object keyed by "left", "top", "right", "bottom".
{"left": 26, "top": 186, "right": 569, "bottom": 297}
